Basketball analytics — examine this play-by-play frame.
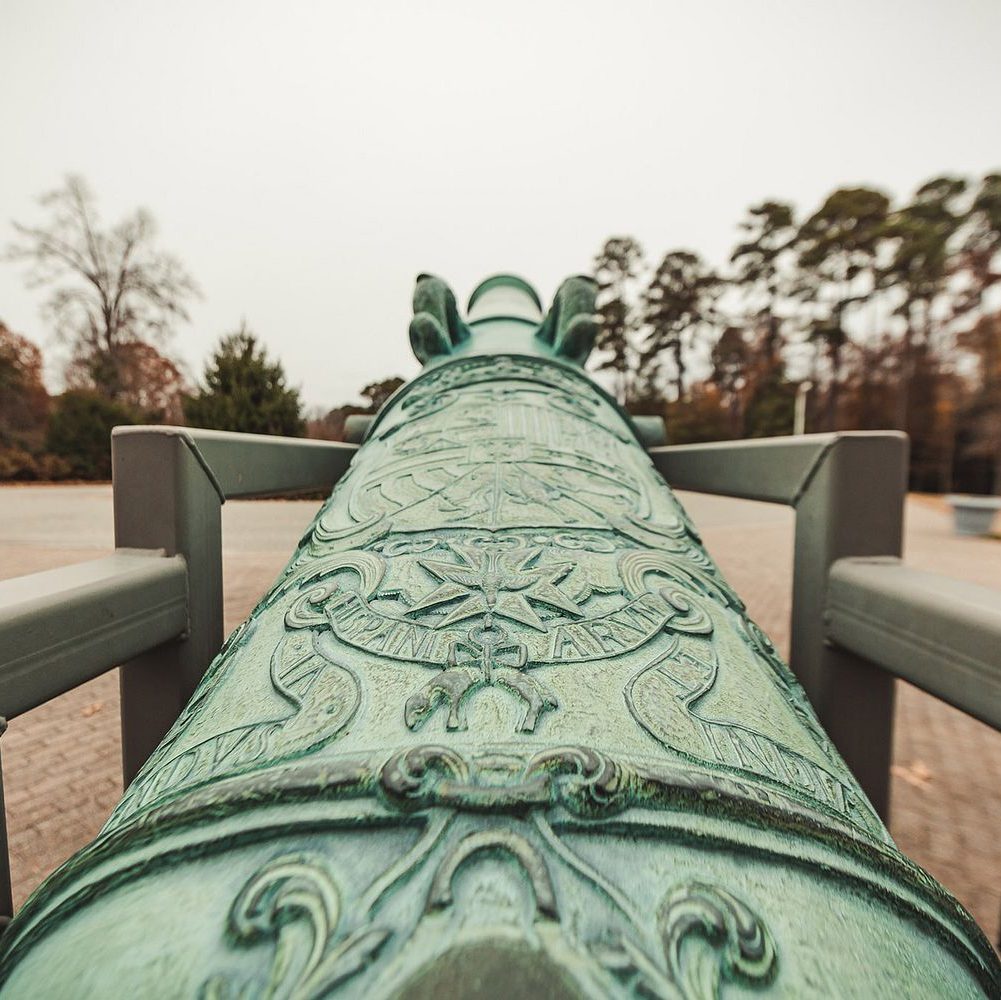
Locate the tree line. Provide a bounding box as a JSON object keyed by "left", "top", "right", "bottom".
{"left": 593, "top": 172, "right": 1001, "bottom": 493}
{"left": 2, "top": 173, "right": 999, "bottom": 493}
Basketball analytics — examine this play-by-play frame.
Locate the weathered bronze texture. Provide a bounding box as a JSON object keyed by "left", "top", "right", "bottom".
{"left": 0, "top": 274, "right": 998, "bottom": 997}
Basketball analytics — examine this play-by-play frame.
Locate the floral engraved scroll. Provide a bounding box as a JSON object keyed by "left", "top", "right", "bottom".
{"left": 595, "top": 880, "right": 776, "bottom": 999}
{"left": 620, "top": 554, "right": 886, "bottom": 839}
{"left": 106, "top": 634, "right": 360, "bottom": 827}
{"left": 200, "top": 854, "right": 390, "bottom": 1000}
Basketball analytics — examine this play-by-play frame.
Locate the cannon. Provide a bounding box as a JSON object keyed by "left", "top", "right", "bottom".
{"left": 0, "top": 274, "right": 998, "bottom": 997}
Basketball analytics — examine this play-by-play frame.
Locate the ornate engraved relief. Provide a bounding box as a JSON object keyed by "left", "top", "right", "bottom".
{"left": 403, "top": 617, "right": 558, "bottom": 734}
{"left": 200, "top": 854, "right": 389, "bottom": 999}
{"left": 595, "top": 881, "right": 776, "bottom": 999}
{"left": 107, "top": 634, "right": 360, "bottom": 828}
{"left": 284, "top": 536, "right": 713, "bottom": 671}
{"left": 198, "top": 826, "right": 777, "bottom": 999}
{"left": 381, "top": 355, "right": 619, "bottom": 433}
{"left": 107, "top": 353, "right": 885, "bottom": 843}
{"left": 378, "top": 745, "right": 631, "bottom": 818}
{"left": 624, "top": 630, "right": 882, "bottom": 833}
{"left": 423, "top": 828, "right": 560, "bottom": 921}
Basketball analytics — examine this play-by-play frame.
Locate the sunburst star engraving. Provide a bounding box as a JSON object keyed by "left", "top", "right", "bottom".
{"left": 405, "top": 543, "right": 585, "bottom": 631}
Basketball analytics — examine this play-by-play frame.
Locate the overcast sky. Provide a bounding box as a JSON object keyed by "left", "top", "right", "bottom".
{"left": 2, "top": 0, "right": 999, "bottom": 409}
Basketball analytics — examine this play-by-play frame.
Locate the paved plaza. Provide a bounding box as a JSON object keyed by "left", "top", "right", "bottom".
{"left": 1, "top": 483, "right": 999, "bottom": 944}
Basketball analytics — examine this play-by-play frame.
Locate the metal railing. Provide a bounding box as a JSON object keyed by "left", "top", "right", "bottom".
{"left": 650, "top": 431, "right": 1001, "bottom": 813}
{"left": 0, "top": 425, "right": 999, "bottom": 924}
{"left": 110, "top": 426, "right": 357, "bottom": 780}
{"left": 0, "top": 426, "right": 358, "bottom": 917}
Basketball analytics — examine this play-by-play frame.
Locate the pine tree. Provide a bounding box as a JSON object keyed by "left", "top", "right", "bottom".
{"left": 183, "top": 326, "right": 304, "bottom": 436}
{"left": 592, "top": 237, "right": 644, "bottom": 404}
{"left": 729, "top": 201, "right": 796, "bottom": 370}
{"left": 881, "top": 177, "right": 967, "bottom": 430}
{"left": 643, "top": 251, "right": 720, "bottom": 403}
{"left": 794, "top": 187, "right": 890, "bottom": 429}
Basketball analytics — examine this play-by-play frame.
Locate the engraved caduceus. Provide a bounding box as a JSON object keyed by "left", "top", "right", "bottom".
{"left": 404, "top": 615, "right": 557, "bottom": 733}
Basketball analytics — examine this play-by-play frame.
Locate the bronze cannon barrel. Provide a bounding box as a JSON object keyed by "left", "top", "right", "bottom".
{"left": 0, "top": 274, "right": 998, "bottom": 997}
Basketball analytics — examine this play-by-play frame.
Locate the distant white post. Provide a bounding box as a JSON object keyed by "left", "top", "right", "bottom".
{"left": 793, "top": 380, "right": 812, "bottom": 436}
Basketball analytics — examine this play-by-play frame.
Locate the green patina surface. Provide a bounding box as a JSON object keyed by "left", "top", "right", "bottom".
{"left": 0, "top": 274, "right": 998, "bottom": 997}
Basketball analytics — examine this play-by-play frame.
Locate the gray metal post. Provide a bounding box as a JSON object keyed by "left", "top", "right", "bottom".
{"left": 790, "top": 432, "right": 908, "bottom": 819}
{"left": 113, "top": 430, "right": 224, "bottom": 784}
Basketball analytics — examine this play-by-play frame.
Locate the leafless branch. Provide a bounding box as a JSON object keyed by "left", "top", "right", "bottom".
{"left": 6, "top": 175, "right": 199, "bottom": 397}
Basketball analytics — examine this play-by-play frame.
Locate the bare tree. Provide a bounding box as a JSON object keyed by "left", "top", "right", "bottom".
{"left": 6, "top": 175, "right": 198, "bottom": 399}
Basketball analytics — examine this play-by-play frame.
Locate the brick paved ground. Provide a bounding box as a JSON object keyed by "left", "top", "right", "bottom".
{"left": 1, "top": 485, "right": 999, "bottom": 944}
